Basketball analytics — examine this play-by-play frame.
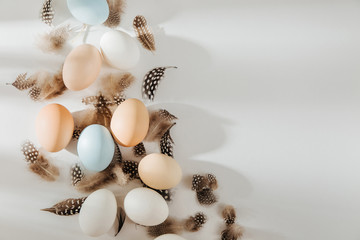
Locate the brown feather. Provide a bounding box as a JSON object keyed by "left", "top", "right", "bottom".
{"left": 37, "top": 25, "right": 70, "bottom": 53}
{"left": 133, "top": 142, "right": 146, "bottom": 157}
{"left": 122, "top": 160, "right": 139, "bottom": 180}
{"left": 133, "top": 15, "right": 155, "bottom": 52}
{"left": 81, "top": 94, "right": 114, "bottom": 127}
{"left": 145, "top": 109, "right": 177, "bottom": 142}
{"left": 40, "top": 0, "right": 54, "bottom": 26}
{"left": 8, "top": 73, "right": 36, "bottom": 90}
{"left": 70, "top": 163, "right": 84, "bottom": 186}
{"left": 147, "top": 218, "right": 182, "bottom": 237}
{"left": 41, "top": 197, "right": 87, "bottom": 216}
{"left": 221, "top": 224, "right": 244, "bottom": 240}
{"left": 160, "top": 123, "right": 175, "bottom": 157}
{"left": 21, "top": 141, "right": 59, "bottom": 181}
{"left": 75, "top": 163, "right": 128, "bottom": 193}
{"left": 196, "top": 188, "right": 217, "bottom": 206}
{"left": 26, "top": 67, "right": 67, "bottom": 101}
{"left": 142, "top": 66, "right": 177, "bottom": 101}
{"left": 101, "top": 72, "right": 135, "bottom": 99}
{"left": 184, "top": 212, "right": 207, "bottom": 232}
{"left": 222, "top": 205, "right": 236, "bottom": 225}
{"left": 104, "top": 0, "right": 125, "bottom": 28}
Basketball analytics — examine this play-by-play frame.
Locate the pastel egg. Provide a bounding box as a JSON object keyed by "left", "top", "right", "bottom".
{"left": 155, "top": 234, "right": 187, "bottom": 240}
{"left": 77, "top": 124, "right": 115, "bottom": 172}
{"left": 35, "top": 103, "right": 74, "bottom": 152}
{"left": 124, "top": 188, "right": 168, "bottom": 226}
{"left": 63, "top": 44, "right": 102, "bottom": 91}
{"left": 139, "top": 153, "right": 182, "bottom": 190}
{"left": 110, "top": 98, "right": 149, "bottom": 147}
{"left": 67, "top": 0, "right": 109, "bottom": 25}
{"left": 79, "top": 189, "right": 117, "bottom": 237}
{"left": 100, "top": 30, "right": 140, "bottom": 70}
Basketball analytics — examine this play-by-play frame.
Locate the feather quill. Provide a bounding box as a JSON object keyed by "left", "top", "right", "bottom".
{"left": 145, "top": 109, "right": 177, "bottom": 142}
{"left": 142, "top": 66, "right": 177, "bottom": 101}
{"left": 21, "top": 141, "right": 59, "bottom": 181}
{"left": 160, "top": 123, "right": 175, "bottom": 157}
{"left": 37, "top": 25, "right": 70, "bottom": 53}
{"left": 75, "top": 163, "right": 128, "bottom": 193}
{"left": 40, "top": 0, "right": 54, "bottom": 26}
{"left": 104, "top": 0, "right": 125, "bottom": 28}
{"left": 41, "top": 197, "right": 87, "bottom": 216}
{"left": 133, "top": 15, "right": 156, "bottom": 52}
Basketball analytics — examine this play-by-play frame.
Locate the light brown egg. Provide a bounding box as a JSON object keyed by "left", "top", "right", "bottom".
{"left": 63, "top": 44, "right": 102, "bottom": 91}
{"left": 138, "top": 153, "right": 182, "bottom": 190}
{"left": 110, "top": 98, "right": 149, "bottom": 147}
{"left": 35, "top": 103, "right": 74, "bottom": 152}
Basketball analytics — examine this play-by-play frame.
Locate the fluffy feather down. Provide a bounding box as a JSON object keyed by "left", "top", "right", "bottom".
{"left": 145, "top": 109, "right": 177, "bottom": 142}
{"left": 104, "top": 0, "right": 125, "bottom": 28}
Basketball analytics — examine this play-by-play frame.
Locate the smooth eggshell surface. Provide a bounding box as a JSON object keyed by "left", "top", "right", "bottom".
{"left": 79, "top": 189, "right": 117, "bottom": 237}
{"left": 35, "top": 103, "right": 74, "bottom": 152}
{"left": 139, "top": 153, "right": 182, "bottom": 190}
{"left": 124, "top": 188, "right": 169, "bottom": 226}
{"left": 155, "top": 234, "right": 187, "bottom": 240}
{"left": 77, "top": 124, "right": 115, "bottom": 172}
{"left": 63, "top": 44, "right": 102, "bottom": 91}
{"left": 110, "top": 98, "right": 149, "bottom": 147}
{"left": 100, "top": 30, "right": 140, "bottom": 70}
{"left": 67, "top": 0, "right": 109, "bottom": 25}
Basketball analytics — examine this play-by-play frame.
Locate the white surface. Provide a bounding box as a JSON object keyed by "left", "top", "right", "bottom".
{"left": 1, "top": 0, "right": 360, "bottom": 240}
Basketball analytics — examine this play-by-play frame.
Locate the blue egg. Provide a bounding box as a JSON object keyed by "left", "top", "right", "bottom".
{"left": 67, "top": 0, "right": 109, "bottom": 25}
{"left": 77, "top": 124, "right": 115, "bottom": 172}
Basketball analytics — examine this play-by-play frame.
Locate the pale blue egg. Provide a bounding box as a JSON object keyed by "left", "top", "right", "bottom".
{"left": 78, "top": 124, "right": 115, "bottom": 172}
{"left": 67, "top": 0, "right": 109, "bottom": 25}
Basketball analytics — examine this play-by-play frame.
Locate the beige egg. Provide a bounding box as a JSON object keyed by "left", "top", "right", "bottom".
{"left": 36, "top": 103, "right": 74, "bottom": 152}
{"left": 110, "top": 98, "right": 149, "bottom": 147}
{"left": 138, "top": 153, "right": 182, "bottom": 190}
{"left": 63, "top": 44, "right": 102, "bottom": 91}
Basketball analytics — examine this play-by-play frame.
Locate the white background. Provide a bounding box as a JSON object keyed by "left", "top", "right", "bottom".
{"left": 0, "top": 0, "right": 360, "bottom": 239}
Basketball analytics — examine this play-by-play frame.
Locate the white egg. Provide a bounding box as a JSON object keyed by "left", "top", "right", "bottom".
{"left": 124, "top": 188, "right": 169, "bottom": 226}
{"left": 100, "top": 30, "right": 140, "bottom": 70}
{"left": 79, "top": 189, "right": 117, "bottom": 237}
{"left": 155, "top": 234, "right": 187, "bottom": 240}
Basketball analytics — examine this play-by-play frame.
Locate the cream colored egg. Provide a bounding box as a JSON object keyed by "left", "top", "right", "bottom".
{"left": 79, "top": 189, "right": 117, "bottom": 237}
{"left": 155, "top": 234, "right": 187, "bottom": 240}
{"left": 100, "top": 30, "right": 140, "bottom": 70}
{"left": 110, "top": 98, "right": 149, "bottom": 147}
{"left": 139, "top": 153, "right": 182, "bottom": 190}
{"left": 63, "top": 44, "right": 102, "bottom": 91}
{"left": 35, "top": 103, "right": 74, "bottom": 152}
{"left": 124, "top": 188, "right": 169, "bottom": 226}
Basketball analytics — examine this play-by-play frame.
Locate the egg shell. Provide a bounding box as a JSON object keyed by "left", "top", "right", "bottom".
{"left": 139, "top": 153, "right": 182, "bottom": 190}
{"left": 79, "top": 189, "right": 117, "bottom": 237}
{"left": 110, "top": 98, "right": 149, "bottom": 147}
{"left": 155, "top": 234, "right": 187, "bottom": 240}
{"left": 100, "top": 30, "right": 140, "bottom": 70}
{"left": 63, "top": 44, "right": 102, "bottom": 91}
{"left": 124, "top": 188, "right": 169, "bottom": 226}
{"left": 67, "top": 0, "right": 109, "bottom": 25}
{"left": 35, "top": 103, "right": 74, "bottom": 152}
{"left": 77, "top": 124, "right": 115, "bottom": 172}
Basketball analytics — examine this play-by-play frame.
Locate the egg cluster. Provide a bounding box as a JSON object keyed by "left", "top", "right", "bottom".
{"left": 28, "top": 0, "right": 189, "bottom": 239}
